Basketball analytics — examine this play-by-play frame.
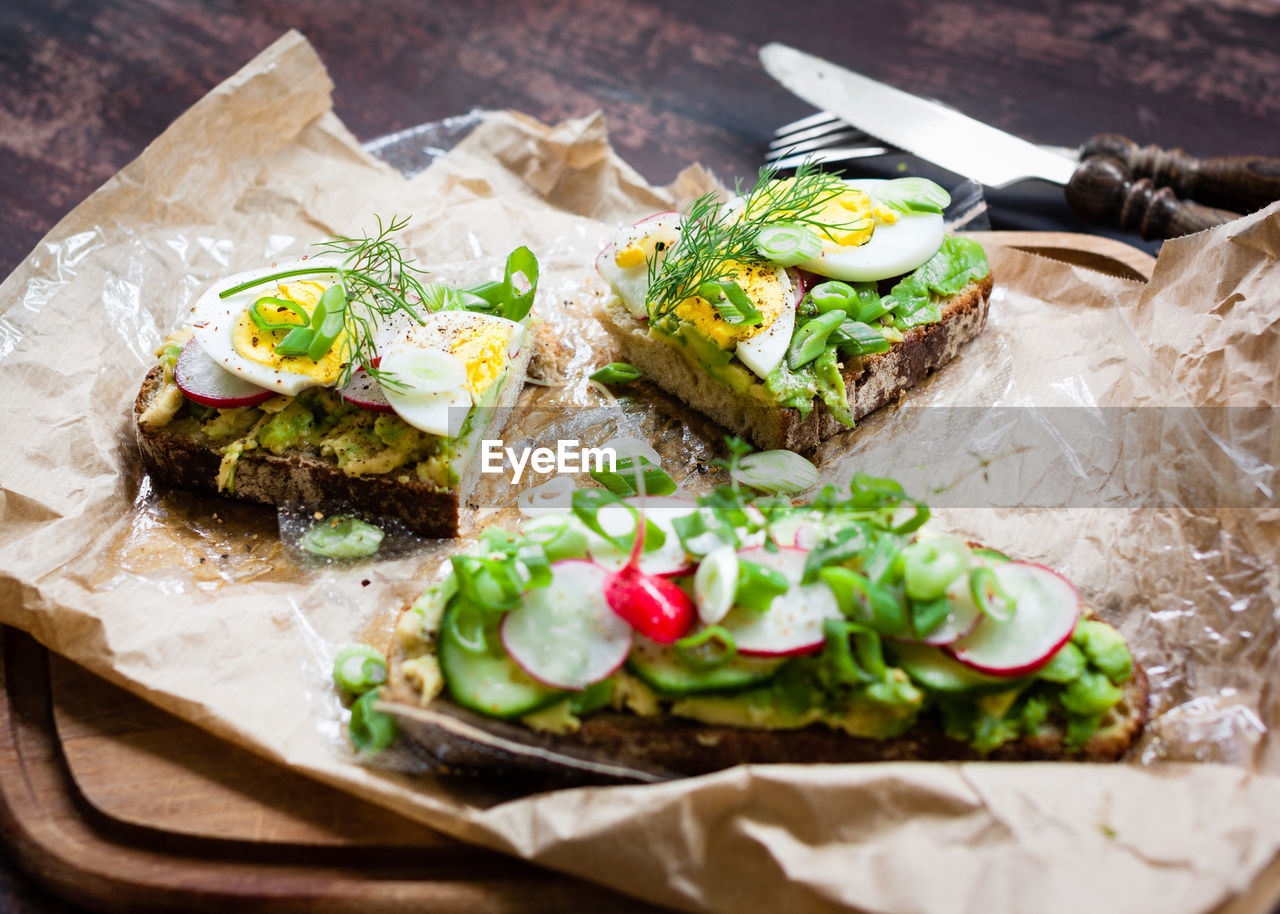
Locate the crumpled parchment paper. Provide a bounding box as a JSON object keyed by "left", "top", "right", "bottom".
{"left": 1, "top": 30, "right": 1278, "bottom": 914}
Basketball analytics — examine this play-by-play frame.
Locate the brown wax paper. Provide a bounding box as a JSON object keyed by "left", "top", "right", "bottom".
{"left": 2, "top": 30, "right": 1280, "bottom": 914}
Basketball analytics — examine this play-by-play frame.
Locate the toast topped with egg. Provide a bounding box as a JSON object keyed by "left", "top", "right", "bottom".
{"left": 134, "top": 220, "right": 540, "bottom": 538}
{"left": 595, "top": 169, "right": 993, "bottom": 452}
{"left": 384, "top": 463, "right": 1147, "bottom": 781}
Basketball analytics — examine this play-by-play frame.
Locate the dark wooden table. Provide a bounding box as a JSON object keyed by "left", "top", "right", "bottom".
{"left": 2, "top": 1, "right": 1279, "bottom": 910}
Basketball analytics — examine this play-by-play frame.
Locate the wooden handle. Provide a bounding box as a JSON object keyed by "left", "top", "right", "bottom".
{"left": 1065, "top": 156, "right": 1241, "bottom": 241}
{"left": 1080, "top": 133, "right": 1280, "bottom": 213}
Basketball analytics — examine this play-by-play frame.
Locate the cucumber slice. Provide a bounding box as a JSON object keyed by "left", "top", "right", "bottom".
{"left": 438, "top": 602, "right": 563, "bottom": 718}
{"left": 891, "top": 641, "right": 1011, "bottom": 693}
{"left": 628, "top": 636, "right": 785, "bottom": 696}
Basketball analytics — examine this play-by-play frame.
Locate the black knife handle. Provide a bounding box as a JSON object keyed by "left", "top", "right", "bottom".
{"left": 1080, "top": 133, "right": 1280, "bottom": 214}
{"left": 1065, "top": 156, "right": 1240, "bottom": 241}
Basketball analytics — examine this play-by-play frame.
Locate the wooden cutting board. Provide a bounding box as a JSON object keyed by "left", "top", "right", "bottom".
{"left": 8, "top": 233, "right": 1277, "bottom": 914}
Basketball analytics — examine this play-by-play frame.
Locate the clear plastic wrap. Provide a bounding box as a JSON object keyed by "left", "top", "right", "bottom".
{"left": 1, "top": 31, "right": 1279, "bottom": 914}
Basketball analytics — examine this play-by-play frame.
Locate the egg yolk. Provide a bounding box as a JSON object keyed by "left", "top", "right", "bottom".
{"left": 748, "top": 178, "right": 898, "bottom": 251}
{"left": 230, "top": 280, "right": 351, "bottom": 385}
{"left": 674, "top": 262, "right": 790, "bottom": 348}
{"left": 448, "top": 321, "right": 513, "bottom": 398}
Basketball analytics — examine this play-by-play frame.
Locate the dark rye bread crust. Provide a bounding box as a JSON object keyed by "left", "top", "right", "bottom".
{"left": 598, "top": 274, "right": 994, "bottom": 452}
{"left": 387, "top": 621, "right": 1150, "bottom": 783}
{"left": 133, "top": 364, "right": 462, "bottom": 537}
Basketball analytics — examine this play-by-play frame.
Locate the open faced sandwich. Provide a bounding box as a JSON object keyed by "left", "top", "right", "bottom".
{"left": 595, "top": 168, "right": 992, "bottom": 452}
{"left": 388, "top": 453, "right": 1147, "bottom": 780}
{"left": 134, "top": 219, "right": 540, "bottom": 537}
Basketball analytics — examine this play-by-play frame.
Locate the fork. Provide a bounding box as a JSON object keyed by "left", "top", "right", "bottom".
{"left": 767, "top": 110, "right": 1081, "bottom": 172}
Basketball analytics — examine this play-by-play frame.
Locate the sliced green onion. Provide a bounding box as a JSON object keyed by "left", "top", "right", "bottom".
{"left": 730, "top": 450, "right": 818, "bottom": 495}
{"left": 448, "top": 601, "right": 491, "bottom": 654}
{"left": 734, "top": 560, "right": 789, "bottom": 612}
{"left": 515, "top": 543, "right": 553, "bottom": 590}
{"left": 461, "top": 246, "right": 540, "bottom": 322}
{"left": 697, "top": 280, "right": 763, "bottom": 325}
{"left": 219, "top": 266, "right": 342, "bottom": 299}
{"left": 874, "top": 177, "right": 951, "bottom": 215}
{"left": 521, "top": 515, "right": 590, "bottom": 562}
{"left": 348, "top": 687, "right": 398, "bottom": 753}
{"left": 672, "top": 507, "right": 739, "bottom": 559}
{"left": 674, "top": 625, "right": 738, "bottom": 671}
{"left": 589, "top": 362, "right": 643, "bottom": 386}
{"left": 832, "top": 319, "right": 892, "bottom": 355}
{"left": 694, "top": 545, "right": 738, "bottom": 624}
{"left": 902, "top": 537, "right": 969, "bottom": 601}
{"left": 450, "top": 555, "right": 524, "bottom": 610}
{"left": 332, "top": 644, "right": 388, "bottom": 694}
{"left": 306, "top": 283, "right": 348, "bottom": 361}
{"left": 787, "top": 311, "right": 845, "bottom": 370}
{"left": 910, "top": 596, "right": 952, "bottom": 637}
{"left": 823, "top": 619, "right": 887, "bottom": 684}
{"left": 755, "top": 223, "right": 822, "bottom": 267}
{"left": 571, "top": 489, "right": 665, "bottom": 552}
{"left": 273, "top": 325, "right": 317, "bottom": 358}
{"left": 591, "top": 456, "right": 677, "bottom": 498}
{"left": 809, "top": 280, "right": 856, "bottom": 314}
{"left": 819, "top": 566, "right": 908, "bottom": 637}
{"left": 969, "top": 566, "right": 1016, "bottom": 622}
{"left": 299, "top": 516, "right": 385, "bottom": 558}
{"left": 379, "top": 348, "right": 467, "bottom": 397}
{"left": 249, "top": 296, "right": 310, "bottom": 331}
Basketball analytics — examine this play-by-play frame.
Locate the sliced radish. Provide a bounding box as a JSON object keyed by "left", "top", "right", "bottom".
{"left": 175, "top": 340, "right": 275, "bottom": 408}
{"left": 602, "top": 509, "right": 695, "bottom": 644}
{"left": 694, "top": 545, "right": 738, "bottom": 625}
{"left": 946, "top": 563, "right": 1081, "bottom": 677}
{"left": 500, "top": 560, "right": 632, "bottom": 690}
{"left": 339, "top": 367, "right": 394, "bottom": 413}
{"left": 587, "top": 498, "right": 695, "bottom": 575}
{"left": 595, "top": 212, "right": 681, "bottom": 318}
{"left": 721, "top": 546, "right": 842, "bottom": 656}
{"left": 918, "top": 574, "right": 984, "bottom": 646}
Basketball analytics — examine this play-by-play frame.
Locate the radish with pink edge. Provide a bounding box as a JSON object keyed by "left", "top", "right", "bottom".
{"left": 174, "top": 340, "right": 275, "bottom": 408}
{"left": 720, "top": 546, "right": 842, "bottom": 656}
{"left": 946, "top": 563, "right": 1081, "bottom": 676}
{"left": 339, "top": 367, "right": 394, "bottom": 413}
{"left": 500, "top": 560, "right": 633, "bottom": 691}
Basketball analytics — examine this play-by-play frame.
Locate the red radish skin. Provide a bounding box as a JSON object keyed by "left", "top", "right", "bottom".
{"left": 603, "top": 500, "right": 695, "bottom": 644}
{"left": 340, "top": 368, "right": 395, "bottom": 413}
{"left": 174, "top": 340, "right": 274, "bottom": 408}
{"left": 946, "top": 563, "right": 1081, "bottom": 677}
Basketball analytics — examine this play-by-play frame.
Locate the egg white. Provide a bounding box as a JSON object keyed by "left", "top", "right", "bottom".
{"left": 376, "top": 310, "right": 521, "bottom": 438}
{"left": 734, "top": 270, "right": 796, "bottom": 380}
{"left": 188, "top": 256, "right": 345, "bottom": 397}
{"left": 797, "top": 179, "right": 944, "bottom": 283}
{"left": 595, "top": 212, "right": 681, "bottom": 318}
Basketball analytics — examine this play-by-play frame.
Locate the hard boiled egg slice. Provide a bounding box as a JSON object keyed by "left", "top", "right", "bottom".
{"left": 595, "top": 212, "right": 681, "bottom": 318}
{"left": 188, "top": 256, "right": 346, "bottom": 397}
{"left": 735, "top": 274, "right": 796, "bottom": 380}
{"left": 376, "top": 310, "right": 520, "bottom": 438}
{"left": 796, "top": 179, "right": 944, "bottom": 283}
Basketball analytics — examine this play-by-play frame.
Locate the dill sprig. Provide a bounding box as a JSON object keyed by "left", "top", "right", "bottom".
{"left": 220, "top": 215, "right": 431, "bottom": 392}
{"left": 314, "top": 214, "right": 431, "bottom": 391}
{"left": 645, "top": 163, "right": 859, "bottom": 320}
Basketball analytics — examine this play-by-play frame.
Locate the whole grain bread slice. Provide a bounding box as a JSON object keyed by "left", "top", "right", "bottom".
{"left": 384, "top": 616, "right": 1149, "bottom": 784}
{"left": 597, "top": 274, "right": 994, "bottom": 452}
{"left": 133, "top": 343, "right": 531, "bottom": 537}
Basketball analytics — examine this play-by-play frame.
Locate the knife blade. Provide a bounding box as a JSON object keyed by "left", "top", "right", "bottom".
{"left": 759, "top": 42, "right": 1076, "bottom": 188}
{"left": 757, "top": 42, "right": 1245, "bottom": 240}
